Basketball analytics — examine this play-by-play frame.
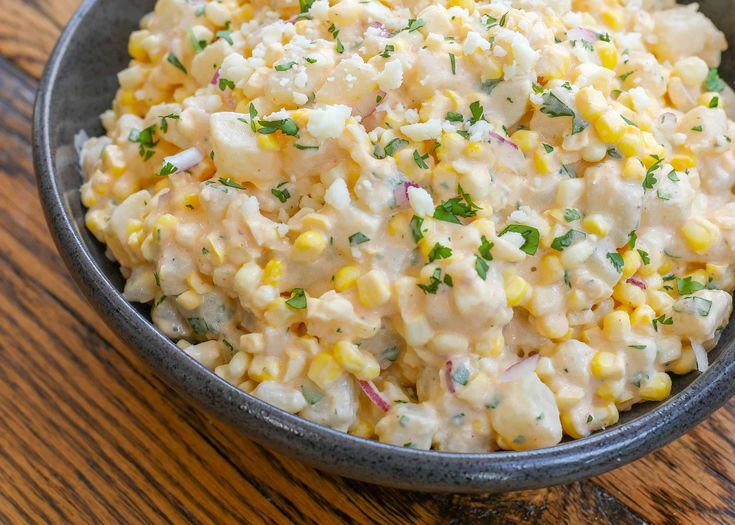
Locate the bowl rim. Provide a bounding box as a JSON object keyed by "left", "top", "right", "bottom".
{"left": 32, "top": 0, "right": 735, "bottom": 493}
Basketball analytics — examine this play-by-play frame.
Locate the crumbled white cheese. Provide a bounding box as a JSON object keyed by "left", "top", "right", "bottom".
{"left": 309, "top": 0, "right": 329, "bottom": 20}
{"left": 307, "top": 105, "right": 352, "bottom": 138}
{"left": 378, "top": 60, "right": 403, "bottom": 91}
{"left": 400, "top": 119, "right": 442, "bottom": 141}
{"left": 408, "top": 186, "right": 435, "bottom": 216}
{"left": 324, "top": 178, "right": 351, "bottom": 209}
{"left": 463, "top": 31, "right": 490, "bottom": 55}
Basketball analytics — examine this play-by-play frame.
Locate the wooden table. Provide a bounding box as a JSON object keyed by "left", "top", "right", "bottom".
{"left": 1, "top": 1, "right": 734, "bottom": 523}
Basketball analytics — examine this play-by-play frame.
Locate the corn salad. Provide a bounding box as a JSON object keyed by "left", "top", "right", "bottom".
{"left": 80, "top": 0, "right": 735, "bottom": 452}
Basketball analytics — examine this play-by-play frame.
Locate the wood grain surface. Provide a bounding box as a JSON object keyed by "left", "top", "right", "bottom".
{"left": 1, "top": 1, "right": 734, "bottom": 523}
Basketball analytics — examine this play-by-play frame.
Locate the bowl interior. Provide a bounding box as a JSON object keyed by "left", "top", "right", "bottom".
{"left": 34, "top": 0, "right": 735, "bottom": 492}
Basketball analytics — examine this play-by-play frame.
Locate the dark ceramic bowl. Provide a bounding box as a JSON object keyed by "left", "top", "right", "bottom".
{"left": 34, "top": 0, "right": 735, "bottom": 493}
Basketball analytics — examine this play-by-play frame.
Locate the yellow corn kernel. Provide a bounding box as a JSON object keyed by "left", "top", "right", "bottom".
{"left": 482, "top": 58, "right": 504, "bottom": 80}
{"left": 612, "top": 281, "right": 647, "bottom": 308}
{"left": 299, "top": 213, "right": 330, "bottom": 231}
{"left": 357, "top": 270, "right": 392, "bottom": 308}
{"left": 601, "top": 9, "right": 624, "bottom": 31}
{"left": 657, "top": 259, "right": 672, "bottom": 276}
{"left": 669, "top": 346, "right": 696, "bottom": 375}
{"left": 248, "top": 354, "right": 282, "bottom": 382}
{"left": 680, "top": 217, "right": 719, "bottom": 254}
{"left": 333, "top": 340, "right": 380, "bottom": 381}
{"left": 639, "top": 372, "right": 672, "bottom": 401}
{"left": 670, "top": 154, "right": 697, "bottom": 171}
{"left": 582, "top": 214, "right": 610, "bottom": 238}
{"left": 293, "top": 230, "right": 327, "bottom": 262}
{"left": 240, "top": 333, "right": 265, "bottom": 354}
{"left": 594, "top": 110, "right": 626, "bottom": 144}
{"left": 176, "top": 290, "right": 202, "bottom": 310}
{"left": 307, "top": 353, "right": 344, "bottom": 390}
{"left": 567, "top": 288, "right": 589, "bottom": 310}
{"left": 617, "top": 133, "right": 642, "bottom": 157}
{"left": 262, "top": 258, "right": 284, "bottom": 286}
{"left": 575, "top": 86, "right": 607, "bottom": 122}
{"left": 539, "top": 254, "right": 564, "bottom": 284}
{"left": 182, "top": 193, "right": 199, "bottom": 211}
{"left": 560, "top": 412, "right": 586, "bottom": 439}
{"left": 596, "top": 41, "right": 618, "bottom": 70}
{"left": 234, "top": 4, "right": 254, "bottom": 22}
{"left": 533, "top": 148, "right": 552, "bottom": 174}
{"left": 443, "top": 90, "right": 461, "bottom": 112}
{"left": 510, "top": 130, "right": 539, "bottom": 152}
{"left": 555, "top": 385, "right": 584, "bottom": 409}
{"left": 437, "top": 132, "right": 464, "bottom": 161}
{"left": 154, "top": 214, "right": 178, "bottom": 241}
{"left": 128, "top": 31, "right": 148, "bottom": 61}
{"left": 349, "top": 419, "right": 374, "bottom": 438}
{"left": 631, "top": 305, "right": 655, "bottom": 326}
{"left": 591, "top": 351, "right": 624, "bottom": 379}
{"left": 264, "top": 297, "right": 301, "bottom": 328}
{"left": 477, "top": 333, "right": 504, "bottom": 357}
{"left": 504, "top": 275, "right": 530, "bottom": 306}
{"left": 463, "top": 142, "right": 485, "bottom": 159}
{"left": 706, "top": 263, "right": 727, "bottom": 281}
{"left": 334, "top": 265, "right": 361, "bottom": 292}
{"left": 257, "top": 134, "right": 281, "bottom": 152}
{"left": 622, "top": 157, "right": 645, "bottom": 182}
{"left": 602, "top": 310, "right": 631, "bottom": 342}
{"left": 621, "top": 250, "right": 641, "bottom": 279}
{"left": 388, "top": 213, "right": 410, "bottom": 237}
{"left": 535, "top": 314, "right": 569, "bottom": 340}
{"left": 447, "top": 0, "right": 474, "bottom": 9}
{"left": 595, "top": 381, "right": 623, "bottom": 401}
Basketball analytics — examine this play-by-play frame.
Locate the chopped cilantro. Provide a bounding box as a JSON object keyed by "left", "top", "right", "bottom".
{"left": 167, "top": 53, "right": 187, "bottom": 74}
{"left": 256, "top": 118, "right": 299, "bottom": 136}
{"left": 219, "top": 177, "right": 244, "bottom": 189}
{"left": 550, "top": 229, "right": 586, "bottom": 251}
{"left": 499, "top": 224, "right": 540, "bottom": 255}
{"left": 480, "top": 78, "right": 502, "bottom": 95}
{"left": 676, "top": 276, "right": 704, "bottom": 295}
{"left": 564, "top": 208, "right": 581, "bottom": 222}
{"left": 540, "top": 92, "right": 586, "bottom": 134}
{"left": 427, "top": 242, "right": 452, "bottom": 263}
{"left": 271, "top": 182, "right": 291, "bottom": 203}
{"left": 475, "top": 257, "right": 489, "bottom": 280}
{"left": 705, "top": 68, "right": 726, "bottom": 92}
{"left": 607, "top": 252, "right": 624, "bottom": 273}
{"left": 410, "top": 215, "right": 424, "bottom": 242}
{"left": 275, "top": 61, "right": 297, "bottom": 71}
{"left": 449, "top": 53, "right": 456, "bottom": 75}
{"left": 285, "top": 288, "right": 307, "bottom": 309}
{"left": 413, "top": 150, "right": 429, "bottom": 169}
{"left": 349, "top": 232, "right": 370, "bottom": 246}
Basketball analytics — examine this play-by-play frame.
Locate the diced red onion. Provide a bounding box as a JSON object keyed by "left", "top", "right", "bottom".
{"left": 626, "top": 277, "right": 646, "bottom": 290}
{"left": 488, "top": 131, "right": 519, "bottom": 150}
{"left": 163, "top": 147, "right": 204, "bottom": 174}
{"left": 567, "top": 27, "right": 598, "bottom": 43}
{"left": 445, "top": 361, "right": 456, "bottom": 394}
{"left": 691, "top": 340, "right": 708, "bottom": 372}
{"left": 368, "top": 21, "right": 391, "bottom": 38}
{"left": 500, "top": 354, "right": 541, "bottom": 383}
{"left": 394, "top": 181, "right": 419, "bottom": 207}
{"left": 210, "top": 68, "right": 221, "bottom": 86}
{"left": 358, "top": 380, "right": 390, "bottom": 412}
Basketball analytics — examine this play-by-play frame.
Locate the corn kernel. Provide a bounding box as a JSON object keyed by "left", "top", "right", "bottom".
{"left": 533, "top": 148, "right": 552, "bottom": 174}
{"left": 264, "top": 297, "right": 301, "bottom": 328}
{"left": 234, "top": 4, "right": 254, "bottom": 22}
{"left": 483, "top": 58, "right": 504, "bottom": 80}
{"left": 594, "top": 110, "right": 626, "bottom": 144}
{"left": 176, "top": 290, "right": 202, "bottom": 310}
{"left": 582, "top": 214, "right": 610, "bottom": 238}
{"left": 307, "top": 352, "right": 344, "bottom": 390}
{"left": 234, "top": 261, "right": 263, "bottom": 296}
{"left": 477, "top": 333, "right": 504, "bottom": 357}
{"left": 262, "top": 258, "right": 284, "bottom": 286}
{"left": 349, "top": 419, "right": 374, "bottom": 438}
{"left": 333, "top": 340, "right": 380, "bottom": 381}
{"left": 357, "top": 270, "right": 392, "bottom": 307}
{"left": 293, "top": 230, "right": 327, "bottom": 262}
{"left": 621, "top": 250, "right": 641, "bottom": 279}
{"left": 504, "top": 275, "right": 530, "bottom": 306}
{"left": 301, "top": 213, "right": 331, "bottom": 231}
{"left": 595, "top": 381, "right": 623, "bottom": 401}
{"left": 248, "top": 354, "right": 282, "bottom": 382}
{"left": 240, "top": 333, "right": 265, "bottom": 354}
{"left": 631, "top": 305, "right": 655, "bottom": 326}
{"left": 669, "top": 345, "right": 696, "bottom": 375}
{"left": 622, "top": 157, "right": 646, "bottom": 182}
{"left": 535, "top": 314, "right": 569, "bottom": 339}
{"left": 510, "top": 130, "right": 539, "bottom": 152}
{"left": 674, "top": 57, "right": 709, "bottom": 87}
{"left": 556, "top": 386, "right": 585, "bottom": 409}
{"left": 576, "top": 89, "right": 607, "bottom": 121}
{"left": 257, "top": 134, "right": 281, "bottom": 152}
{"left": 601, "top": 9, "right": 624, "bottom": 31}
{"left": 456, "top": 372, "right": 492, "bottom": 405}
{"left": 613, "top": 281, "right": 647, "bottom": 308}
{"left": 102, "top": 146, "right": 126, "bottom": 177}
{"left": 706, "top": 263, "right": 727, "bottom": 281}
{"left": 334, "top": 265, "right": 361, "bottom": 292}
{"left": 596, "top": 41, "right": 618, "bottom": 70}
{"left": 617, "top": 133, "right": 642, "bottom": 157}
{"left": 602, "top": 310, "right": 631, "bottom": 342}
{"left": 670, "top": 155, "right": 697, "bottom": 171}
{"left": 539, "top": 254, "right": 564, "bottom": 284}
{"left": 639, "top": 372, "right": 672, "bottom": 401}
{"left": 561, "top": 411, "right": 587, "bottom": 439}
{"left": 591, "top": 351, "right": 625, "bottom": 379}
{"left": 128, "top": 31, "right": 148, "bottom": 61}
{"left": 686, "top": 269, "right": 709, "bottom": 287}
{"left": 680, "top": 217, "right": 719, "bottom": 254}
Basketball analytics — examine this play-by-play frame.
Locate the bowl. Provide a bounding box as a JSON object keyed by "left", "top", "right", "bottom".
{"left": 33, "top": 0, "right": 735, "bottom": 492}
